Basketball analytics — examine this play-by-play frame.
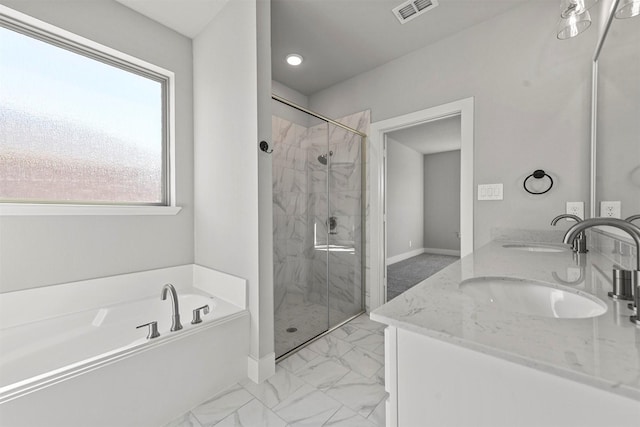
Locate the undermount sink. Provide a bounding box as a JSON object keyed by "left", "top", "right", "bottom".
{"left": 502, "top": 243, "right": 568, "bottom": 253}
{"left": 460, "top": 277, "right": 607, "bottom": 319}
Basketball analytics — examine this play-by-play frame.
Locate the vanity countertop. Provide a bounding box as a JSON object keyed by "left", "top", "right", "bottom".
{"left": 370, "top": 240, "right": 640, "bottom": 401}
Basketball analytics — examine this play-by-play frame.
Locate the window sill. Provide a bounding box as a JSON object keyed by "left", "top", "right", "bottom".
{"left": 0, "top": 204, "right": 183, "bottom": 216}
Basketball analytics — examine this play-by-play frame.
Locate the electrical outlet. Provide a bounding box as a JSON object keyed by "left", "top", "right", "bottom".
{"left": 409, "top": 240, "right": 412, "bottom": 248}
{"left": 565, "top": 202, "right": 584, "bottom": 220}
{"left": 600, "top": 201, "right": 621, "bottom": 218}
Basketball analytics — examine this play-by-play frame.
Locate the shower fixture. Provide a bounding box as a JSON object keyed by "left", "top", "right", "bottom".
{"left": 328, "top": 216, "right": 338, "bottom": 235}
{"left": 318, "top": 151, "right": 333, "bottom": 165}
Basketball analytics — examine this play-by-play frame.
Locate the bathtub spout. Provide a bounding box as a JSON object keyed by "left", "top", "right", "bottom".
{"left": 161, "top": 284, "right": 183, "bottom": 331}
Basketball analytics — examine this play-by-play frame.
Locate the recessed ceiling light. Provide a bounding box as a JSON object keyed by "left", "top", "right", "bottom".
{"left": 286, "top": 54, "right": 303, "bottom": 66}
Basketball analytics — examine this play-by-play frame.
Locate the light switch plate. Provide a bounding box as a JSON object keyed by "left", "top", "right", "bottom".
{"left": 478, "top": 184, "right": 503, "bottom": 201}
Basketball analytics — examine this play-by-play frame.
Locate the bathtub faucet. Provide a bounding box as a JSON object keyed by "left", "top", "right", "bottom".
{"left": 161, "top": 283, "right": 183, "bottom": 332}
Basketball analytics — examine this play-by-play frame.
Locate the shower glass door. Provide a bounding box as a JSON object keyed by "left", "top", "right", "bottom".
{"left": 272, "top": 97, "right": 364, "bottom": 359}
{"left": 327, "top": 123, "right": 364, "bottom": 327}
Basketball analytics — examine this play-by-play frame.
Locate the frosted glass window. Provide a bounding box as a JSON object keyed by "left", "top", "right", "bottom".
{"left": 0, "top": 25, "right": 167, "bottom": 205}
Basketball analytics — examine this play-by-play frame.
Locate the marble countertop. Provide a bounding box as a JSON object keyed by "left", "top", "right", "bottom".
{"left": 371, "top": 240, "right": 640, "bottom": 401}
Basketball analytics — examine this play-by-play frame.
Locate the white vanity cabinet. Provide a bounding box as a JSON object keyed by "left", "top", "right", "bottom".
{"left": 372, "top": 241, "right": 640, "bottom": 427}
{"left": 383, "top": 326, "right": 639, "bottom": 427}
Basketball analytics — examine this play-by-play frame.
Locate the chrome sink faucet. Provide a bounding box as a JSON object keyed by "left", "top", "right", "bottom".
{"left": 161, "top": 283, "right": 183, "bottom": 332}
{"left": 626, "top": 214, "right": 640, "bottom": 224}
{"left": 551, "top": 214, "right": 587, "bottom": 253}
{"left": 563, "top": 218, "right": 640, "bottom": 326}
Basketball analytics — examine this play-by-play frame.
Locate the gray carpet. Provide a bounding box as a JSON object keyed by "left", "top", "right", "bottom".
{"left": 387, "top": 253, "right": 459, "bottom": 301}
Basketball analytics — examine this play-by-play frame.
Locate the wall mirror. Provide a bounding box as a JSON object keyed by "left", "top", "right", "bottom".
{"left": 591, "top": 0, "right": 640, "bottom": 227}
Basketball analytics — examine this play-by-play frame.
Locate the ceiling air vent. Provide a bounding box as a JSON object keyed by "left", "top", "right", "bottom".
{"left": 392, "top": 0, "right": 439, "bottom": 24}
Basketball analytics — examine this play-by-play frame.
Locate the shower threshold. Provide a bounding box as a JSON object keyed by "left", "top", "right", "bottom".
{"left": 275, "top": 310, "right": 366, "bottom": 363}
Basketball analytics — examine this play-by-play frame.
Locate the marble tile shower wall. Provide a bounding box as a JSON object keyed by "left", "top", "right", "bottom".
{"left": 337, "top": 111, "right": 370, "bottom": 312}
{"left": 306, "top": 111, "right": 370, "bottom": 317}
{"left": 272, "top": 116, "right": 311, "bottom": 315}
{"left": 305, "top": 123, "right": 330, "bottom": 307}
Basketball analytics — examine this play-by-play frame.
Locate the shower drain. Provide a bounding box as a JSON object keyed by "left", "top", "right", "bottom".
{"left": 286, "top": 327, "right": 298, "bottom": 333}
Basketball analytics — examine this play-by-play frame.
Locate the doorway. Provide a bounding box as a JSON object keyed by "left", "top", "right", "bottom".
{"left": 368, "top": 98, "right": 474, "bottom": 310}
{"left": 385, "top": 116, "right": 461, "bottom": 300}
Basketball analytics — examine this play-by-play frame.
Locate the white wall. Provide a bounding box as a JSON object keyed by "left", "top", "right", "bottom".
{"left": 309, "top": 1, "right": 596, "bottom": 248}
{"left": 272, "top": 80, "right": 309, "bottom": 107}
{"left": 256, "top": 0, "right": 275, "bottom": 374}
{"left": 0, "top": 0, "right": 194, "bottom": 292}
{"left": 424, "top": 150, "right": 461, "bottom": 251}
{"left": 193, "top": 0, "right": 274, "bottom": 380}
{"left": 386, "top": 139, "right": 424, "bottom": 258}
{"left": 272, "top": 80, "right": 311, "bottom": 127}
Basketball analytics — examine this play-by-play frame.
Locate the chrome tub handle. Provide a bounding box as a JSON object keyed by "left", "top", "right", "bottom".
{"left": 136, "top": 321, "right": 160, "bottom": 339}
{"left": 191, "top": 305, "right": 210, "bottom": 325}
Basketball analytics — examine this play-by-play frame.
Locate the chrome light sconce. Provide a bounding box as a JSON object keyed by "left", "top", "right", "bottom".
{"left": 557, "top": 0, "right": 598, "bottom": 40}
{"left": 615, "top": 0, "right": 640, "bottom": 18}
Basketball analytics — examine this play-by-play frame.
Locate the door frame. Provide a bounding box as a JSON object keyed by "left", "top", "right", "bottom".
{"left": 368, "top": 97, "right": 474, "bottom": 311}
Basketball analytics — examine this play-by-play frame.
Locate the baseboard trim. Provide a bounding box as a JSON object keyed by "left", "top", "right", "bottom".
{"left": 247, "top": 352, "right": 275, "bottom": 384}
{"left": 387, "top": 248, "right": 425, "bottom": 265}
{"left": 423, "top": 247, "right": 461, "bottom": 257}
{"left": 387, "top": 248, "right": 461, "bottom": 265}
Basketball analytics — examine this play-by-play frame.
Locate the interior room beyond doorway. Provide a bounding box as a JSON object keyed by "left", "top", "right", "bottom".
{"left": 385, "top": 115, "right": 462, "bottom": 300}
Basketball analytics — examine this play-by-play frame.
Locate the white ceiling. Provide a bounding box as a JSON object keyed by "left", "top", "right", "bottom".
{"left": 272, "top": 0, "right": 530, "bottom": 95}
{"left": 387, "top": 115, "right": 461, "bottom": 155}
{"left": 116, "top": 0, "right": 531, "bottom": 95}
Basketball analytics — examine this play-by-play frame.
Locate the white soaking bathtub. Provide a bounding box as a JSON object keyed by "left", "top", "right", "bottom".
{"left": 0, "top": 265, "right": 250, "bottom": 427}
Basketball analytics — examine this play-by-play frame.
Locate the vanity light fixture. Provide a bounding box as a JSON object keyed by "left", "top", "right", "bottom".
{"left": 557, "top": 0, "right": 598, "bottom": 39}
{"left": 559, "top": 0, "right": 597, "bottom": 18}
{"left": 557, "top": 10, "right": 592, "bottom": 39}
{"left": 286, "top": 54, "right": 303, "bottom": 66}
{"left": 615, "top": 0, "right": 640, "bottom": 18}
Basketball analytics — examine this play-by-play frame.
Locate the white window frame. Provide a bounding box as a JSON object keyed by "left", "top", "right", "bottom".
{"left": 0, "top": 5, "right": 180, "bottom": 216}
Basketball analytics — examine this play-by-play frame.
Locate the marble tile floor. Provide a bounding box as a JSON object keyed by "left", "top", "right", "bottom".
{"left": 165, "top": 314, "right": 386, "bottom": 427}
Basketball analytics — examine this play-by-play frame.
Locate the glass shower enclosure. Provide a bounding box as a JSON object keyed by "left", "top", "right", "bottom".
{"left": 271, "top": 95, "right": 365, "bottom": 359}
